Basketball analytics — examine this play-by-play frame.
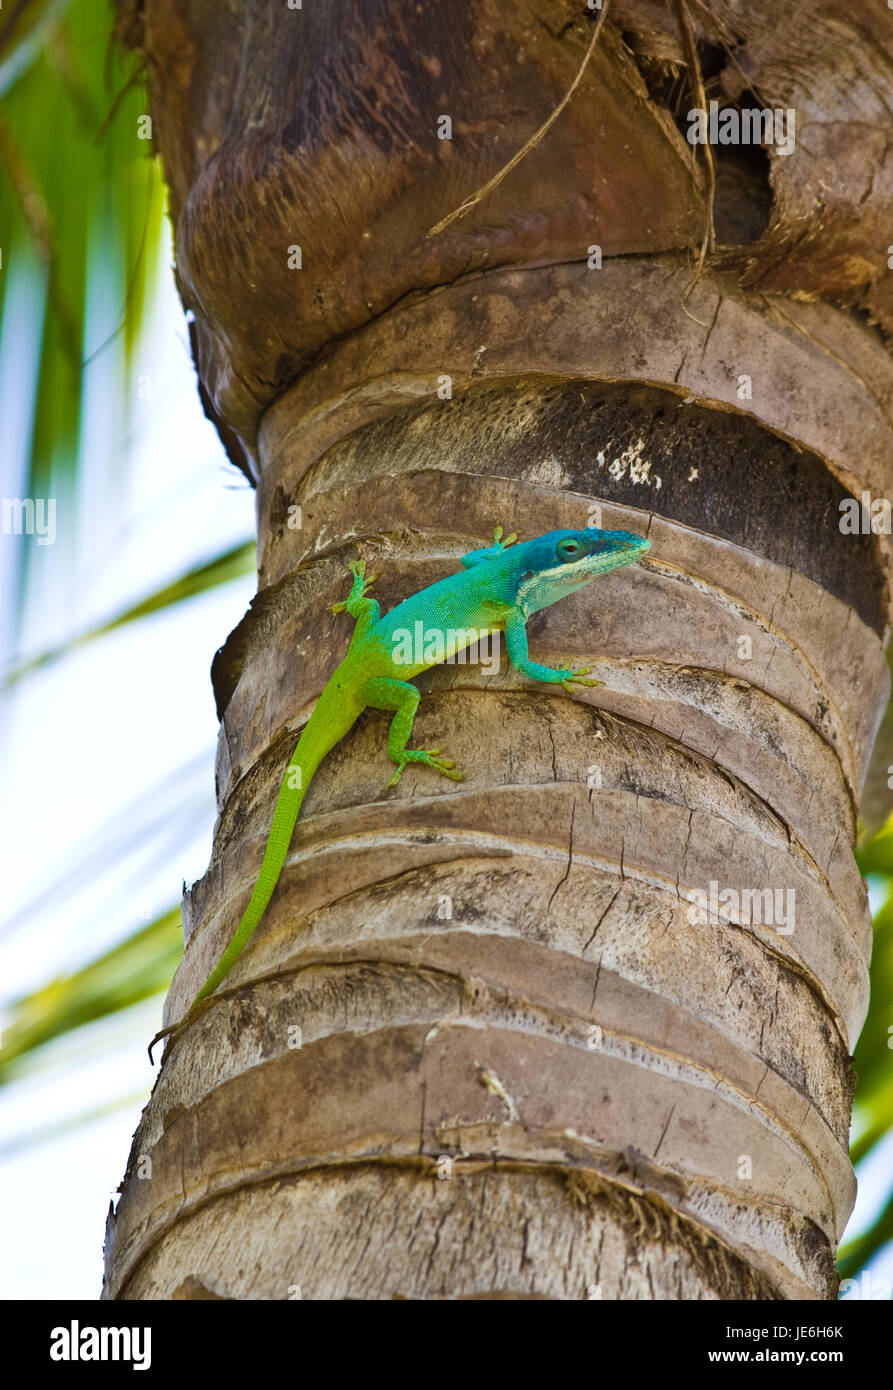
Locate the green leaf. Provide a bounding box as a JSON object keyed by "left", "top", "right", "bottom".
{"left": 2, "top": 539, "right": 255, "bottom": 686}
{"left": 837, "top": 1192, "right": 893, "bottom": 1283}
{"left": 0, "top": 0, "right": 163, "bottom": 649}
{"left": 837, "top": 818, "right": 893, "bottom": 1279}
{"left": 0, "top": 906, "right": 182, "bottom": 1082}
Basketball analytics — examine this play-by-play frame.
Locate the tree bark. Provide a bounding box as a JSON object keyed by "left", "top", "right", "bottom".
{"left": 104, "top": 1, "right": 893, "bottom": 1299}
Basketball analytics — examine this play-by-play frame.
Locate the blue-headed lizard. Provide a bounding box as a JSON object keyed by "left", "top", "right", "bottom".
{"left": 149, "top": 525, "right": 650, "bottom": 1059}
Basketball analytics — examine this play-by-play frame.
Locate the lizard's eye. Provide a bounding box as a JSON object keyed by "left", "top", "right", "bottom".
{"left": 556, "top": 538, "right": 584, "bottom": 562}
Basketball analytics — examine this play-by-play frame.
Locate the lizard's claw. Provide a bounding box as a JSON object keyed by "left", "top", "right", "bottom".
{"left": 493, "top": 526, "right": 519, "bottom": 548}
{"left": 559, "top": 665, "right": 604, "bottom": 693}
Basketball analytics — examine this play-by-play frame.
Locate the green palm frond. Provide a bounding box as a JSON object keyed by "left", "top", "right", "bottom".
{"left": 0, "top": 0, "right": 67, "bottom": 83}
{"left": 849, "top": 885, "right": 893, "bottom": 1160}
{"left": 836, "top": 825, "right": 893, "bottom": 1280}
{"left": 2, "top": 539, "right": 255, "bottom": 685}
{"left": 0, "top": 0, "right": 161, "bottom": 645}
{"left": 0, "top": 906, "right": 182, "bottom": 1083}
{"left": 838, "top": 1192, "right": 893, "bottom": 1283}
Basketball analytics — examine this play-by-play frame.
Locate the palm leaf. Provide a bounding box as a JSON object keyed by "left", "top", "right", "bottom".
{"left": 0, "top": 0, "right": 161, "bottom": 651}
{"left": 0, "top": 906, "right": 182, "bottom": 1083}
{"left": 838, "top": 1192, "right": 893, "bottom": 1283}
{"left": 836, "top": 825, "right": 893, "bottom": 1278}
{"left": 1, "top": 539, "right": 255, "bottom": 686}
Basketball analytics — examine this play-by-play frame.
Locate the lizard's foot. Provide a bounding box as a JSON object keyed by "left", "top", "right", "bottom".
{"left": 559, "top": 665, "right": 604, "bottom": 694}
{"left": 349, "top": 558, "right": 377, "bottom": 586}
{"left": 493, "top": 525, "right": 519, "bottom": 548}
{"left": 148, "top": 1021, "right": 181, "bottom": 1064}
{"left": 148, "top": 997, "right": 214, "bottom": 1063}
{"left": 386, "top": 747, "right": 465, "bottom": 788}
{"left": 331, "top": 558, "right": 377, "bottom": 613}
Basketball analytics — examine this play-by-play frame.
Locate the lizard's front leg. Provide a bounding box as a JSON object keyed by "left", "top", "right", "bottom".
{"left": 504, "top": 609, "right": 603, "bottom": 693}
{"left": 460, "top": 524, "right": 520, "bottom": 569}
{"left": 332, "top": 558, "right": 381, "bottom": 645}
{"left": 362, "top": 677, "right": 465, "bottom": 786}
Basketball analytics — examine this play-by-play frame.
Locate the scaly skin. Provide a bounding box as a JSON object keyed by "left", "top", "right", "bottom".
{"left": 149, "top": 524, "right": 650, "bottom": 1060}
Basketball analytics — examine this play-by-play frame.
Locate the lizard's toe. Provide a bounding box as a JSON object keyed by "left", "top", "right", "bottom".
{"left": 148, "top": 1024, "right": 175, "bottom": 1064}
{"left": 561, "top": 665, "right": 604, "bottom": 692}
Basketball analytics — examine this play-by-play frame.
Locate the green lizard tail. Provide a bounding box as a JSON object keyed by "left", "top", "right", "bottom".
{"left": 192, "top": 686, "right": 360, "bottom": 1008}
{"left": 192, "top": 741, "right": 316, "bottom": 1005}
{"left": 148, "top": 686, "right": 361, "bottom": 1060}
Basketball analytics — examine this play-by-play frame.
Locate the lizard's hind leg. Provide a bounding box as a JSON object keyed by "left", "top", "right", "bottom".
{"left": 362, "top": 677, "right": 465, "bottom": 787}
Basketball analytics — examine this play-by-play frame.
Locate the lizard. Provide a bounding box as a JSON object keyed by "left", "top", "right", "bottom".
{"left": 149, "top": 524, "right": 651, "bottom": 1061}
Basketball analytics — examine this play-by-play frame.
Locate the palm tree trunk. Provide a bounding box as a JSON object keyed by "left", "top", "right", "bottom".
{"left": 103, "top": 0, "right": 893, "bottom": 1299}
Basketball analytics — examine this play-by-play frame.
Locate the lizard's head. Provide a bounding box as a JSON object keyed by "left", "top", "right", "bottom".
{"left": 515, "top": 527, "right": 650, "bottom": 614}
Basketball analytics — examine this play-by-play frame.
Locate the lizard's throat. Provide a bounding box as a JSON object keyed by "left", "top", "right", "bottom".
{"left": 516, "top": 556, "right": 627, "bottom": 613}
